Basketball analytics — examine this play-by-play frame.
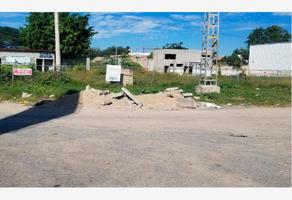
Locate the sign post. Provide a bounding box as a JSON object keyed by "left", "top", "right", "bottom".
{"left": 106, "top": 64, "right": 122, "bottom": 83}
{"left": 12, "top": 66, "right": 33, "bottom": 85}
{"left": 13, "top": 68, "right": 33, "bottom": 76}
{"left": 6, "top": 56, "right": 32, "bottom": 85}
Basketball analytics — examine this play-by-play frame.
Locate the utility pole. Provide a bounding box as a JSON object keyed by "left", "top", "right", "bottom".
{"left": 54, "top": 12, "right": 61, "bottom": 71}
{"left": 195, "top": 12, "right": 221, "bottom": 94}
{"left": 200, "top": 12, "right": 219, "bottom": 85}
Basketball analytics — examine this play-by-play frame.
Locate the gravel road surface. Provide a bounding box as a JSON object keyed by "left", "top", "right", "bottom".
{"left": 0, "top": 103, "right": 290, "bottom": 187}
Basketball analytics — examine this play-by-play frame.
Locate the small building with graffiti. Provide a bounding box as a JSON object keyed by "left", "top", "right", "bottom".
{"left": 0, "top": 48, "right": 55, "bottom": 72}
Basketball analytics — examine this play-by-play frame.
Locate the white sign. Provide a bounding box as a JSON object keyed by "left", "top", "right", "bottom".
{"left": 6, "top": 56, "right": 31, "bottom": 64}
{"left": 106, "top": 65, "right": 121, "bottom": 82}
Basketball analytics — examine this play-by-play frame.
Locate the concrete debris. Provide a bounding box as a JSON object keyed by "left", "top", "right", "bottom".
{"left": 22, "top": 92, "right": 32, "bottom": 98}
{"left": 102, "top": 99, "right": 113, "bottom": 106}
{"left": 112, "top": 92, "right": 125, "bottom": 99}
{"left": 85, "top": 85, "right": 91, "bottom": 91}
{"left": 183, "top": 93, "right": 193, "bottom": 98}
{"left": 177, "top": 97, "right": 196, "bottom": 109}
{"left": 194, "top": 96, "right": 200, "bottom": 100}
{"left": 198, "top": 102, "right": 222, "bottom": 109}
{"left": 85, "top": 85, "right": 100, "bottom": 93}
{"left": 100, "top": 90, "right": 110, "bottom": 95}
{"left": 77, "top": 86, "right": 222, "bottom": 111}
{"left": 121, "top": 87, "right": 143, "bottom": 107}
{"left": 165, "top": 90, "right": 182, "bottom": 99}
{"left": 178, "top": 89, "right": 184, "bottom": 93}
{"left": 165, "top": 87, "right": 179, "bottom": 92}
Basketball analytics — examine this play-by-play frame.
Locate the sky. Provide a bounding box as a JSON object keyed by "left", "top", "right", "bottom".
{"left": 0, "top": 12, "right": 291, "bottom": 55}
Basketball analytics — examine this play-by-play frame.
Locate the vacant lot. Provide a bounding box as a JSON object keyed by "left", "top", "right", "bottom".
{"left": 0, "top": 102, "right": 290, "bottom": 187}
{"left": 0, "top": 66, "right": 291, "bottom": 106}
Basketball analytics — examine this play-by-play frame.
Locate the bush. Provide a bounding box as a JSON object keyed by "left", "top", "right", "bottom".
{"left": 0, "top": 65, "right": 13, "bottom": 82}
{"left": 33, "top": 71, "right": 71, "bottom": 85}
{"left": 72, "top": 64, "right": 86, "bottom": 71}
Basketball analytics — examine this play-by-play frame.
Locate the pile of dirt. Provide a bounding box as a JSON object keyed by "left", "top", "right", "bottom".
{"left": 78, "top": 85, "right": 198, "bottom": 110}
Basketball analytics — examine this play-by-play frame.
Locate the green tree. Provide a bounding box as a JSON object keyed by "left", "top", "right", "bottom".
{"left": 87, "top": 48, "right": 103, "bottom": 59}
{"left": 224, "top": 48, "right": 249, "bottom": 68}
{"left": 101, "top": 46, "right": 130, "bottom": 57}
{"left": 162, "top": 42, "right": 188, "bottom": 49}
{"left": 246, "top": 25, "right": 291, "bottom": 47}
{"left": 233, "top": 48, "right": 249, "bottom": 62}
{"left": 224, "top": 54, "right": 242, "bottom": 68}
{"left": 0, "top": 26, "right": 20, "bottom": 47}
{"left": 20, "top": 13, "right": 95, "bottom": 58}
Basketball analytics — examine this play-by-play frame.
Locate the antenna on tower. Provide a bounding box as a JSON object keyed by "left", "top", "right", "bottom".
{"left": 196, "top": 12, "right": 221, "bottom": 94}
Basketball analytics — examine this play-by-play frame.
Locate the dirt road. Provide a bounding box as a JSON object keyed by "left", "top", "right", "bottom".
{"left": 0, "top": 103, "right": 290, "bottom": 187}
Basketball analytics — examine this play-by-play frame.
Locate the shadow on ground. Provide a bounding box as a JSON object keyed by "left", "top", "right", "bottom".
{"left": 0, "top": 92, "right": 79, "bottom": 135}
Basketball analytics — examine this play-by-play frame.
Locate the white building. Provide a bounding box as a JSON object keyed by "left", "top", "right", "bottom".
{"left": 0, "top": 48, "right": 55, "bottom": 72}
{"left": 152, "top": 49, "right": 201, "bottom": 75}
{"left": 248, "top": 42, "right": 292, "bottom": 76}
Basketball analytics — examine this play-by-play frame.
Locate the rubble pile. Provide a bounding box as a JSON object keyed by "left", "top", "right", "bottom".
{"left": 77, "top": 85, "right": 221, "bottom": 110}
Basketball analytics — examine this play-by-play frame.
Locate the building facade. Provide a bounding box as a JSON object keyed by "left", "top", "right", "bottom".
{"left": 152, "top": 49, "right": 201, "bottom": 75}
{"left": 0, "top": 49, "right": 55, "bottom": 72}
{"left": 248, "top": 42, "right": 292, "bottom": 76}
{"left": 128, "top": 52, "right": 154, "bottom": 71}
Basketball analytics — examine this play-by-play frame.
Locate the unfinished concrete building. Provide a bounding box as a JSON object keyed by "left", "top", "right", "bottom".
{"left": 152, "top": 49, "right": 201, "bottom": 75}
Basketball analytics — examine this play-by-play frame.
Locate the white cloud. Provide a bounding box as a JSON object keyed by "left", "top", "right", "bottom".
{"left": 91, "top": 13, "right": 186, "bottom": 39}
{"left": 170, "top": 14, "right": 201, "bottom": 21}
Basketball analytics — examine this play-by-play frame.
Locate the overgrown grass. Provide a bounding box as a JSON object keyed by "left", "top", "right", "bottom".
{"left": 0, "top": 66, "right": 291, "bottom": 106}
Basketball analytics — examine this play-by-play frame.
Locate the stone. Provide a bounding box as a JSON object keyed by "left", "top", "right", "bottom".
{"left": 21, "top": 92, "right": 32, "bottom": 98}
{"left": 121, "top": 87, "right": 143, "bottom": 107}
{"left": 165, "top": 90, "right": 182, "bottom": 99}
{"left": 194, "top": 96, "right": 201, "bottom": 100}
{"left": 198, "top": 102, "right": 222, "bottom": 109}
{"left": 177, "top": 97, "right": 196, "bottom": 109}
{"left": 85, "top": 85, "right": 91, "bottom": 91}
{"left": 112, "top": 92, "right": 125, "bottom": 99}
{"left": 49, "top": 94, "right": 55, "bottom": 98}
{"left": 195, "top": 85, "right": 220, "bottom": 94}
{"left": 102, "top": 99, "right": 112, "bottom": 106}
{"left": 165, "top": 87, "right": 179, "bottom": 92}
{"left": 227, "top": 103, "right": 232, "bottom": 106}
{"left": 100, "top": 90, "right": 110, "bottom": 95}
{"left": 183, "top": 93, "right": 193, "bottom": 98}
